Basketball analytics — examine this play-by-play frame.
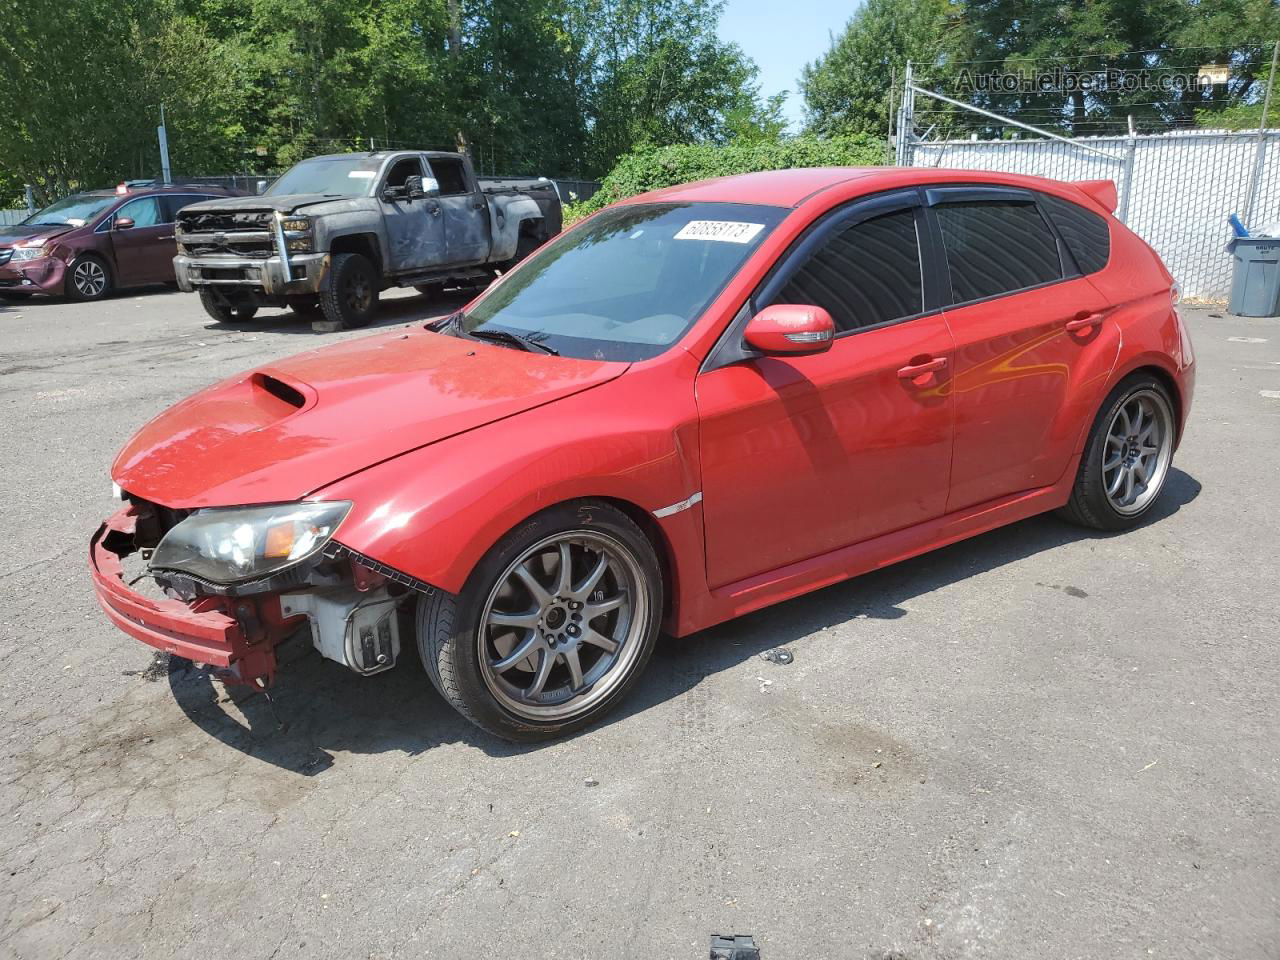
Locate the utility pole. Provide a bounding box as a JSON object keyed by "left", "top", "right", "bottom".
{"left": 895, "top": 62, "right": 915, "bottom": 166}
{"left": 157, "top": 104, "right": 172, "bottom": 185}
{"left": 1243, "top": 38, "right": 1279, "bottom": 224}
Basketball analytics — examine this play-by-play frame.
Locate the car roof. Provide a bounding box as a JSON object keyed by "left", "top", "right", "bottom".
{"left": 628, "top": 166, "right": 1096, "bottom": 209}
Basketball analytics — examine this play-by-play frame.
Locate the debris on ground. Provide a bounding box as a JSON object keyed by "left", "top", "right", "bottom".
{"left": 710, "top": 933, "right": 761, "bottom": 960}
{"left": 759, "top": 647, "right": 794, "bottom": 665}
{"left": 583, "top": 777, "right": 599, "bottom": 787}
{"left": 755, "top": 676, "right": 773, "bottom": 693}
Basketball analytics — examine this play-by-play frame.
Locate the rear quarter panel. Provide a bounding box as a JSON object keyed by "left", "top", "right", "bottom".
{"left": 1082, "top": 216, "right": 1193, "bottom": 442}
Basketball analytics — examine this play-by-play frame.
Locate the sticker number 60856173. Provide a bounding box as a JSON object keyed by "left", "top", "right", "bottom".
{"left": 673, "top": 220, "right": 766, "bottom": 243}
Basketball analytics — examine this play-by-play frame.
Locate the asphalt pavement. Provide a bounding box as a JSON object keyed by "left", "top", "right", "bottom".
{"left": 0, "top": 287, "right": 1276, "bottom": 959}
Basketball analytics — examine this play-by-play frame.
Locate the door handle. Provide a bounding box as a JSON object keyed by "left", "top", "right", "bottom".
{"left": 471, "top": 200, "right": 485, "bottom": 210}
{"left": 1065, "top": 312, "right": 1104, "bottom": 332}
{"left": 429, "top": 204, "right": 441, "bottom": 217}
{"left": 897, "top": 357, "right": 948, "bottom": 379}
{"left": 158, "top": 235, "right": 174, "bottom": 241}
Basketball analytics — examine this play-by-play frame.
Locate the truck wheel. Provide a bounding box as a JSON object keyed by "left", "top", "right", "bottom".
{"left": 198, "top": 289, "right": 258, "bottom": 323}
{"left": 66, "top": 255, "right": 112, "bottom": 301}
{"left": 417, "top": 500, "right": 662, "bottom": 742}
{"left": 318, "top": 252, "right": 378, "bottom": 330}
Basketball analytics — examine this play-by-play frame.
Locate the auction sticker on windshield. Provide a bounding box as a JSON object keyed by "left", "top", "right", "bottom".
{"left": 674, "top": 220, "right": 765, "bottom": 243}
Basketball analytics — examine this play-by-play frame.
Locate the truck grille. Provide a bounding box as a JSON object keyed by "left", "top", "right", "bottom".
{"left": 177, "top": 210, "right": 276, "bottom": 258}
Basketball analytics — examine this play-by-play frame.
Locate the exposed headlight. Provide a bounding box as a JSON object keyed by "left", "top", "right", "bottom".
{"left": 149, "top": 501, "right": 351, "bottom": 584}
{"left": 11, "top": 245, "right": 45, "bottom": 261}
{"left": 281, "top": 217, "right": 310, "bottom": 233}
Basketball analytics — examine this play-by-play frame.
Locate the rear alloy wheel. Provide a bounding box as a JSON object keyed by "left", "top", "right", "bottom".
{"left": 417, "top": 501, "right": 662, "bottom": 741}
{"left": 317, "top": 252, "right": 378, "bottom": 330}
{"left": 1059, "top": 374, "right": 1177, "bottom": 530}
{"left": 198, "top": 289, "right": 258, "bottom": 323}
{"left": 66, "top": 255, "right": 111, "bottom": 301}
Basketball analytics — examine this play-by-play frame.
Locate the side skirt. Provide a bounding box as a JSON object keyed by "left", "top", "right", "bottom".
{"left": 685, "top": 458, "right": 1079, "bottom": 634}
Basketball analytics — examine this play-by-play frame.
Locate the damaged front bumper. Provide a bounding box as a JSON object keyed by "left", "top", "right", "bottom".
{"left": 90, "top": 505, "right": 418, "bottom": 687}
{"left": 90, "top": 506, "right": 300, "bottom": 686}
{"left": 173, "top": 252, "right": 329, "bottom": 298}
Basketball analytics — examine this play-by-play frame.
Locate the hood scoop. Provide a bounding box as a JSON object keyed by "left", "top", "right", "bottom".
{"left": 252, "top": 372, "right": 308, "bottom": 411}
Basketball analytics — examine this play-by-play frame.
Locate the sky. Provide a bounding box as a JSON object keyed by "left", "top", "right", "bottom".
{"left": 717, "top": 0, "right": 857, "bottom": 130}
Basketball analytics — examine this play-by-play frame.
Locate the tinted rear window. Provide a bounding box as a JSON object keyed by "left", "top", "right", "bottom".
{"left": 936, "top": 200, "right": 1063, "bottom": 303}
{"left": 1040, "top": 193, "right": 1111, "bottom": 274}
{"left": 774, "top": 209, "right": 923, "bottom": 332}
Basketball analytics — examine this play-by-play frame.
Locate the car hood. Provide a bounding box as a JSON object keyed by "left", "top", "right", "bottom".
{"left": 179, "top": 193, "right": 351, "bottom": 215}
{"left": 112, "top": 329, "right": 629, "bottom": 509}
{"left": 0, "top": 224, "right": 71, "bottom": 248}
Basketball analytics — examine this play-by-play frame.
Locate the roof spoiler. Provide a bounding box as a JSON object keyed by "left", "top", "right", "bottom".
{"left": 1074, "top": 179, "right": 1118, "bottom": 213}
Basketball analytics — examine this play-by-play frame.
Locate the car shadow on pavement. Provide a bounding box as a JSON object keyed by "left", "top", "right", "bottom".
{"left": 197, "top": 289, "right": 476, "bottom": 336}
{"left": 167, "top": 468, "right": 1202, "bottom": 775}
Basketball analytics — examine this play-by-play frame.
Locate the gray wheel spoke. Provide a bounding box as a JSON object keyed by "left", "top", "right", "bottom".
{"left": 514, "top": 562, "right": 551, "bottom": 606}
{"left": 1106, "top": 466, "right": 1126, "bottom": 497}
{"left": 1103, "top": 451, "right": 1123, "bottom": 470}
{"left": 570, "top": 552, "right": 609, "bottom": 601}
{"left": 491, "top": 634, "right": 540, "bottom": 672}
{"left": 1133, "top": 458, "right": 1150, "bottom": 484}
{"left": 555, "top": 542, "right": 573, "bottom": 596}
{"left": 581, "top": 628, "right": 619, "bottom": 655}
{"left": 564, "top": 648, "right": 585, "bottom": 691}
{"left": 1123, "top": 466, "right": 1136, "bottom": 502}
{"left": 524, "top": 648, "right": 556, "bottom": 699}
{"left": 584, "top": 595, "right": 625, "bottom": 621}
{"left": 488, "top": 609, "right": 540, "bottom": 630}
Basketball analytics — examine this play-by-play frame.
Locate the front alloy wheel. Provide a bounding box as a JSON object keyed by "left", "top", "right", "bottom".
{"left": 417, "top": 501, "right": 662, "bottom": 741}
{"left": 68, "top": 256, "right": 110, "bottom": 301}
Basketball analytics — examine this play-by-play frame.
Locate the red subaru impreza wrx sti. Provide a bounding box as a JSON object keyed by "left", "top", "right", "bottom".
{"left": 91, "top": 167, "right": 1195, "bottom": 740}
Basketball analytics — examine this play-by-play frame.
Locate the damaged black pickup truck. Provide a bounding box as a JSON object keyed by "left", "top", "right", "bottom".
{"left": 173, "top": 150, "right": 562, "bottom": 329}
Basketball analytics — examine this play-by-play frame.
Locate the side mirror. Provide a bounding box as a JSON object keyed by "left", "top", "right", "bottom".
{"left": 113, "top": 217, "right": 135, "bottom": 231}
{"left": 404, "top": 175, "right": 426, "bottom": 200}
{"left": 743, "top": 304, "right": 835, "bottom": 356}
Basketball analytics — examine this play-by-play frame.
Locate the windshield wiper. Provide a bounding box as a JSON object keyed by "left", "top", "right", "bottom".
{"left": 467, "top": 327, "right": 559, "bottom": 356}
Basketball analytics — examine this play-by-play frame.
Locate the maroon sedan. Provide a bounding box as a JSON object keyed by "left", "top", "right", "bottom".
{"left": 0, "top": 183, "right": 243, "bottom": 301}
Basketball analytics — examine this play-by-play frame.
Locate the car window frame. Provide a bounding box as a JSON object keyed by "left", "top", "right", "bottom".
{"left": 102, "top": 194, "right": 164, "bottom": 231}
{"left": 427, "top": 156, "right": 472, "bottom": 196}
{"left": 921, "top": 185, "right": 1076, "bottom": 310}
{"left": 381, "top": 155, "right": 425, "bottom": 195}
{"left": 702, "top": 187, "right": 947, "bottom": 372}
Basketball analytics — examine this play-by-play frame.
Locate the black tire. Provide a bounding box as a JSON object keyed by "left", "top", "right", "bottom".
{"left": 417, "top": 500, "right": 663, "bottom": 742}
{"left": 318, "top": 252, "right": 378, "bottom": 330}
{"left": 287, "top": 296, "right": 323, "bottom": 318}
{"left": 198, "top": 289, "right": 258, "bottom": 323}
{"left": 65, "top": 255, "right": 111, "bottom": 301}
{"left": 1057, "top": 372, "right": 1178, "bottom": 531}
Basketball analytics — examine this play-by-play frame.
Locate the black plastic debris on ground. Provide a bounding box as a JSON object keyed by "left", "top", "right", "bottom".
{"left": 759, "top": 647, "right": 794, "bottom": 665}
{"left": 710, "top": 934, "right": 760, "bottom": 959}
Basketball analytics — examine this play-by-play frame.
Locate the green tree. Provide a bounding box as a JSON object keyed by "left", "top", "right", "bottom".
{"left": 0, "top": 0, "right": 244, "bottom": 203}
{"left": 800, "top": 0, "right": 957, "bottom": 139}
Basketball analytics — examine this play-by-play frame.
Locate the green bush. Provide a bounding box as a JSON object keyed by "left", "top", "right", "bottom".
{"left": 563, "top": 135, "right": 888, "bottom": 224}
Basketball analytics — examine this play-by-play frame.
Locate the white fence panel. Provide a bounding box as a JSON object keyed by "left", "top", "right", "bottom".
{"left": 911, "top": 129, "right": 1280, "bottom": 302}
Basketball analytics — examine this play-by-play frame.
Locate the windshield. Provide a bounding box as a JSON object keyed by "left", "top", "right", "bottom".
{"left": 266, "top": 156, "right": 384, "bottom": 197}
{"left": 457, "top": 202, "right": 786, "bottom": 361}
{"left": 23, "top": 193, "right": 116, "bottom": 227}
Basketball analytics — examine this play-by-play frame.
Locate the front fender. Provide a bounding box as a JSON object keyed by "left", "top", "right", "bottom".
{"left": 312, "top": 355, "right": 707, "bottom": 629}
